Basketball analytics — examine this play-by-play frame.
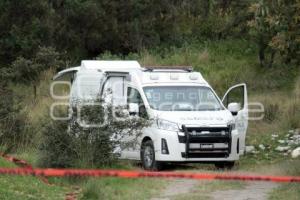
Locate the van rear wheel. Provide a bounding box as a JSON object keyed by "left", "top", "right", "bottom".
{"left": 141, "top": 140, "right": 162, "bottom": 171}
{"left": 214, "top": 161, "right": 235, "bottom": 170}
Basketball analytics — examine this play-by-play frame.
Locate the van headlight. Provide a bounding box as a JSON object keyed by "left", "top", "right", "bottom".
{"left": 227, "top": 120, "right": 236, "bottom": 131}
{"left": 157, "top": 119, "right": 179, "bottom": 132}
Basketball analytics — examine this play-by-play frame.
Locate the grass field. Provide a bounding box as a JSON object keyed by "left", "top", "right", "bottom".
{"left": 1, "top": 156, "right": 299, "bottom": 199}
{"left": 0, "top": 158, "right": 67, "bottom": 200}
{"left": 0, "top": 157, "right": 167, "bottom": 200}
{"left": 81, "top": 177, "right": 167, "bottom": 200}
{"left": 269, "top": 183, "right": 300, "bottom": 200}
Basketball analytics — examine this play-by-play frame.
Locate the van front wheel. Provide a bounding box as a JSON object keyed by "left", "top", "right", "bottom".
{"left": 141, "top": 140, "right": 162, "bottom": 171}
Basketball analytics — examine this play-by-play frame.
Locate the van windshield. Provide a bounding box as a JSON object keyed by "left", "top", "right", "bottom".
{"left": 143, "top": 86, "right": 223, "bottom": 111}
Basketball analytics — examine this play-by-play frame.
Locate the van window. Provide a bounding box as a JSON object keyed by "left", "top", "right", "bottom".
{"left": 71, "top": 73, "right": 102, "bottom": 102}
{"left": 127, "top": 87, "right": 148, "bottom": 118}
{"left": 143, "top": 86, "right": 223, "bottom": 111}
{"left": 223, "top": 86, "right": 244, "bottom": 109}
{"left": 103, "top": 77, "right": 127, "bottom": 106}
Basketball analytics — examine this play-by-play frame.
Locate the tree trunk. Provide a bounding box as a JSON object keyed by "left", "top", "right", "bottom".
{"left": 268, "top": 50, "right": 276, "bottom": 68}
{"left": 285, "top": 47, "right": 292, "bottom": 64}
{"left": 258, "top": 35, "right": 267, "bottom": 67}
{"left": 203, "top": 0, "right": 210, "bottom": 18}
{"left": 33, "top": 85, "right": 37, "bottom": 100}
{"left": 259, "top": 46, "right": 265, "bottom": 67}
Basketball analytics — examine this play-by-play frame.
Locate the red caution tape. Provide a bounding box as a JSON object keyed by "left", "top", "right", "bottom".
{"left": 0, "top": 152, "right": 79, "bottom": 200}
{"left": 0, "top": 153, "right": 32, "bottom": 169}
{"left": 0, "top": 152, "right": 51, "bottom": 184}
{"left": 0, "top": 167, "right": 300, "bottom": 183}
{"left": 1, "top": 152, "right": 300, "bottom": 183}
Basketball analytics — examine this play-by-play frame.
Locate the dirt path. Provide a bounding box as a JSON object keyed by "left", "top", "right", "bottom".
{"left": 151, "top": 179, "right": 198, "bottom": 200}
{"left": 151, "top": 179, "right": 278, "bottom": 200}
{"left": 210, "top": 181, "right": 278, "bottom": 200}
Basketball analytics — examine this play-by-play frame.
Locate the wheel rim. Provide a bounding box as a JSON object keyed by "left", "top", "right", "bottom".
{"left": 143, "top": 146, "right": 153, "bottom": 168}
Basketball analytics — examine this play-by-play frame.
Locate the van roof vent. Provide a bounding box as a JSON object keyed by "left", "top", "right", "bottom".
{"left": 143, "top": 66, "right": 193, "bottom": 72}
{"left": 189, "top": 73, "right": 199, "bottom": 80}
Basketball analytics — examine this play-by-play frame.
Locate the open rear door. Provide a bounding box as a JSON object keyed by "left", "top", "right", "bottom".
{"left": 222, "top": 83, "right": 248, "bottom": 155}
{"left": 100, "top": 72, "right": 130, "bottom": 107}
{"left": 53, "top": 66, "right": 80, "bottom": 81}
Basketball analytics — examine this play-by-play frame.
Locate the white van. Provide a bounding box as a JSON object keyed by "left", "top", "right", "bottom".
{"left": 54, "top": 60, "right": 248, "bottom": 170}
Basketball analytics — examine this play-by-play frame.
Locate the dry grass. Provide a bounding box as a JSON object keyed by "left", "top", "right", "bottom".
{"left": 248, "top": 75, "right": 300, "bottom": 137}
{"left": 198, "top": 49, "right": 210, "bottom": 63}
{"left": 139, "top": 50, "right": 159, "bottom": 66}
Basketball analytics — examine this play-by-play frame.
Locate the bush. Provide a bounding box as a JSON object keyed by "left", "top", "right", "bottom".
{"left": 263, "top": 103, "right": 280, "bottom": 123}
{"left": 38, "top": 102, "right": 149, "bottom": 168}
{"left": 0, "top": 79, "right": 27, "bottom": 153}
{"left": 38, "top": 118, "right": 75, "bottom": 168}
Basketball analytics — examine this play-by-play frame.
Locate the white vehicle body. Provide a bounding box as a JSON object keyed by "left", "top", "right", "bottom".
{"left": 54, "top": 60, "right": 248, "bottom": 168}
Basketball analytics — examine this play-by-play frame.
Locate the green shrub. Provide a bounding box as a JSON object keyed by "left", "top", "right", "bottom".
{"left": 38, "top": 118, "right": 76, "bottom": 168}
{"left": 38, "top": 102, "right": 149, "bottom": 168}
{"left": 0, "top": 80, "right": 27, "bottom": 153}
{"left": 263, "top": 103, "right": 280, "bottom": 123}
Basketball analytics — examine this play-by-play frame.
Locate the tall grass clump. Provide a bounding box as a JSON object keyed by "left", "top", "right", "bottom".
{"left": 282, "top": 77, "right": 300, "bottom": 129}
{"left": 0, "top": 78, "right": 28, "bottom": 153}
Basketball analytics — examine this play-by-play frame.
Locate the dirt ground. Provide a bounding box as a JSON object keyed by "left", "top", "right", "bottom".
{"left": 151, "top": 179, "right": 278, "bottom": 200}
{"left": 209, "top": 181, "right": 278, "bottom": 200}
{"left": 151, "top": 179, "right": 199, "bottom": 200}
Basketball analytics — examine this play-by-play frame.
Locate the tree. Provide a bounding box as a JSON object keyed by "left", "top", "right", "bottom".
{"left": 248, "top": 0, "right": 300, "bottom": 67}
{"left": 11, "top": 47, "right": 63, "bottom": 99}
{"left": 0, "top": 0, "right": 55, "bottom": 65}
{"left": 267, "top": 0, "right": 300, "bottom": 64}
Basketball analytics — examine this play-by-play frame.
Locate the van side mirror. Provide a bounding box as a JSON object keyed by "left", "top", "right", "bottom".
{"left": 228, "top": 102, "right": 241, "bottom": 116}
{"left": 128, "top": 103, "right": 139, "bottom": 115}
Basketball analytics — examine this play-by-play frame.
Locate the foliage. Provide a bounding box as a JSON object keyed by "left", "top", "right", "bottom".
{"left": 38, "top": 102, "right": 149, "bottom": 168}
{"left": 248, "top": 0, "right": 300, "bottom": 67}
{"left": 10, "top": 46, "right": 64, "bottom": 98}
{"left": 0, "top": 80, "right": 27, "bottom": 153}
{"left": 0, "top": 0, "right": 298, "bottom": 68}
{"left": 0, "top": 0, "right": 55, "bottom": 65}
{"left": 263, "top": 103, "right": 280, "bottom": 123}
{"left": 11, "top": 46, "right": 63, "bottom": 83}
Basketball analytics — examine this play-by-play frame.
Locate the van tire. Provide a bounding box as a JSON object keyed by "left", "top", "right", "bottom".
{"left": 214, "top": 161, "right": 235, "bottom": 170}
{"left": 141, "top": 140, "right": 162, "bottom": 171}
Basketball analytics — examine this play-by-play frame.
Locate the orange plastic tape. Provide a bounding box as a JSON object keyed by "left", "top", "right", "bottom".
{"left": 0, "top": 153, "right": 51, "bottom": 184}
{"left": 0, "top": 168, "right": 300, "bottom": 183}
{"left": 1, "top": 154, "right": 32, "bottom": 169}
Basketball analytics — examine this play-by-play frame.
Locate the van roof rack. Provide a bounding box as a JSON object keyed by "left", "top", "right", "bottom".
{"left": 143, "top": 66, "right": 193, "bottom": 72}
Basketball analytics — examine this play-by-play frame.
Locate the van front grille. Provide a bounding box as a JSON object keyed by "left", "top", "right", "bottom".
{"left": 180, "top": 126, "right": 231, "bottom": 158}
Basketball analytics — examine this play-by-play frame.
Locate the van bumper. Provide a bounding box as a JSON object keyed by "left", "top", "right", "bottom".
{"left": 153, "top": 128, "right": 240, "bottom": 162}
